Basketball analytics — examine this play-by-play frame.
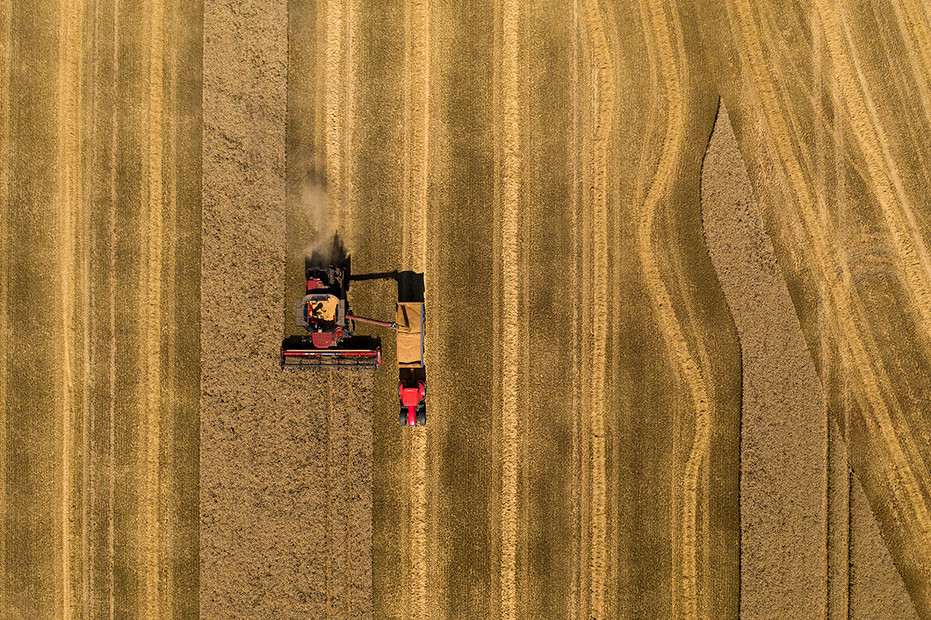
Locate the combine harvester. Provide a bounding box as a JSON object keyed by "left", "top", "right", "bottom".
{"left": 280, "top": 262, "right": 427, "bottom": 426}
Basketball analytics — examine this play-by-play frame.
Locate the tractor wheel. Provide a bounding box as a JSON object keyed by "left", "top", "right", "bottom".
{"left": 416, "top": 409, "right": 426, "bottom": 426}
{"left": 400, "top": 407, "right": 407, "bottom": 426}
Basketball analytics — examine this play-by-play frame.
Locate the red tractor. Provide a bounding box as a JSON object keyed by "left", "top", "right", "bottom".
{"left": 399, "top": 380, "right": 426, "bottom": 427}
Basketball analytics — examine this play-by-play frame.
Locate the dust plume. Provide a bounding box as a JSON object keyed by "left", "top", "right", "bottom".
{"left": 301, "top": 176, "right": 338, "bottom": 261}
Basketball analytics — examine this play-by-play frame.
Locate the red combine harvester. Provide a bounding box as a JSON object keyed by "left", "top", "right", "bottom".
{"left": 280, "top": 262, "right": 427, "bottom": 426}
{"left": 280, "top": 264, "right": 391, "bottom": 369}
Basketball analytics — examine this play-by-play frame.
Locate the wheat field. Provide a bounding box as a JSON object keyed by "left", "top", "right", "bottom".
{"left": 2, "top": 0, "right": 930, "bottom": 618}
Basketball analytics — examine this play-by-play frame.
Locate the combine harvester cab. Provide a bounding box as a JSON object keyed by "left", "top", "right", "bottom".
{"left": 280, "top": 264, "right": 385, "bottom": 370}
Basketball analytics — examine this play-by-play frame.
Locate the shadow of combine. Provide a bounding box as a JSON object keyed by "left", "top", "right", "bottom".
{"left": 306, "top": 233, "right": 349, "bottom": 273}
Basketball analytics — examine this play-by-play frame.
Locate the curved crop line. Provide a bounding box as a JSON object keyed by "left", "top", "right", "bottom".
{"left": 733, "top": 0, "right": 931, "bottom": 587}
{"left": 889, "top": 0, "right": 931, "bottom": 140}
{"left": 638, "top": 0, "right": 711, "bottom": 616}
{"left": 824, "top": 1, "right": 931, "bottom": 357}
{"left": 633, "top": 0, "right": 676, "bottom": 600}
{"left": 578, "top": 0, "right": 614, "bottom": 616}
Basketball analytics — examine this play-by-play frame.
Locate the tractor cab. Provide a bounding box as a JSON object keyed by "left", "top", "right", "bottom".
{"left": 399, "top": 379, "right": 426, "bottom": 426}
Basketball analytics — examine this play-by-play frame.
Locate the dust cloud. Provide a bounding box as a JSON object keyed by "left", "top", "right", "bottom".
{"left": 300, "top": 176, "right": 342, "bottom": 264}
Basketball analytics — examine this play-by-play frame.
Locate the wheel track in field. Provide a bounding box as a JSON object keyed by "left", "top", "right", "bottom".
{"left": 142, "top": 0, "right": 167, "bottom": 616}
{"left": 734, "top": 0, "right": 931, "bottom": 606}
{"left": 402, "top": 0, "right": 430, "bottom": 616}
{"left": 638, "top": 0, "right": 714, "bottom": 616}
{"left": 576, "top": 0, "right": 613, "bottom": 616}
{"left": 56, "top": 0, "right": 84, "bottom": 616}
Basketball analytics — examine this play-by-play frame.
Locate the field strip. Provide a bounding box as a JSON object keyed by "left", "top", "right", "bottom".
{"left": 87, "top": 1, "right": 100, "bottom": 612}
{"left": 143, "top": 1, "right": 166, "bottom": 616}
{"left": 734, "top": 0, "right": 931, "bottom": 596}
{"left": 163, "top": 5, "right": 180, "bottom": 611}
{"left": 324, "top": 0, "right": 346, "bottom": 232}
{"left": 638, "top": 1, "right": 713, "bottom": 617}
{"left": 403, "top": 0, "right": 430, "bottom": 616}
{"left": 326, "top": 372, "right": 334, "bottom": 614}
{"left": 83, "top": 0, "right": 95, "bottom": 610}
{"left": 0, "top": 0, "right": 11, "bottom": 611}
{"left": 57, "top": 0, "right": 85, "bottom": 616}
{"left": 575, "top": 0, "right": 594, "bottom": 611}
{"left": 568, "top": 1, "right": 581, "bottom": 617}
{"left": 108, "top": 5, "right": 120, "bottom": 615}
{"left": 403, "top": 0, "right": 429, "bottom": 275}
{"left": 343, "top": 0, "right": 357, "bottom": 246}
{"left": 577, "top": 0, "right": 613, "bottom": 616}
{"left": 498, "top": 0, "right": 521, "bottom": 617}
